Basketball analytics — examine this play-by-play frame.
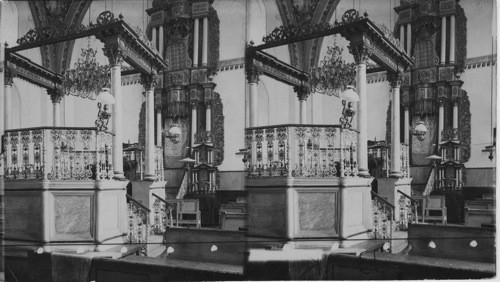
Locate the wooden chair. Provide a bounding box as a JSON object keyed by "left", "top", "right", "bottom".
{"left": 176, "top": 199, "right": 201, "bottom": 228}
{"left": 424, "top": 195, "right": 447, "bottom": 225}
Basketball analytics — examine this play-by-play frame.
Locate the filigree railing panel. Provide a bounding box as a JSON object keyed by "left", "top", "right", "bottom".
{"left": 371, "top": 191, "right": 394, "bottom": 252}
{"left": 245, "top": 125, "right": 358, "bottom": 178}
{"left": 397, "top": 190, "right": 418, "bottom": 231}
{"left": 368, "top": 146, "right": 390, "bottom": 177}
{"left": 400, "top": 144, "right": 410, "bottom": 178}
{"left": 126, "top": 195, "right": 150, "bottom": 244}
{"left": 176, "top": 171, "right": 189, "bottom": 199}
{"left": 2, "top": 127, "right": 113, "bottom": 181}
{"left": 123, "top": 148, "right": 144, "bottom": 180}
{"left": 155, "top": 146, "right": 164, "bottom": 181}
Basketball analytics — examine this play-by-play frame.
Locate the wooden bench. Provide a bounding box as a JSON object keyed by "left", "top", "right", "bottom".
{"left": 464, "top": 199, "right": 495, "bottom": 227}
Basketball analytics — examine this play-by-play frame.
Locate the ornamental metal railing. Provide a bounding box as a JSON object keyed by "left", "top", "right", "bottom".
{"left": 371, "top": 191, "right": 395, "bottom": 252}
{"left": 126, "top": 194, "right": 150, "bottom": 245}
{"left": 397, "top": 189, "right": 419, "bottom": 231}
{"left": 2, "top": 127, "right": 113, "bottom": 181}
{"left": 155, "top": 145, "right": 164, "bottom": 181}
{"left": 244, "top": 124, "right": 358, "bottom": 178}
{"left": 400, "top": 143, "right": 410, "bottom": 178}
{"left": 367, "top": 143, "right": 410, "bottom": 178}
{"left": 152, "top": 193, "right": 179, "bottom": 235}
{"left": 123, "top": 146, "right": 164, "bottom": 181}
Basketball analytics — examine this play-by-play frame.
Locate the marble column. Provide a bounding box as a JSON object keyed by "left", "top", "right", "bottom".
{"left": 193, "top": 18, "right": 199, "bottom": 67}
{"left": 406, "top": 23, "right": 412, "bottom": 56}
{"left": 202, "top": 17, "right": 208, "bottom": 66}
{"left": 349, "top": 44, "right": 370, "bottom": 177}
{"left": 400, "top": 25, "right": 405, "bottom": 51}
{"left": 294, "top": 84, "right": 311, "bottom": 125}
{"left": 450, "top": 14, "right": 456, "bottom": 64}
{"left": 48, "top": 88, "right": 63, "bottom": 127}
{"left": 438, "top": 99, "right": 445, "bottom": 143}
{"left": 404, "top": 106, "right": 410, "bottom": 144}
{"left": 440, "top": 16, "right": 447, "bottom": 64}
{"left": 388, "top": 72, "right": 402, "bottom": 177}
{"left": 4, "top": 69, "right": 13, "bottom": 131}
{"left": 246, "top": 66, "right": 260, "bottom": 127}
{"left": 159, "top": 25, "right": 164, "bottom": 59}
{"left": 104, "top": 47, "right": 125, "bottom": 179}
{"left": 141, "top": 74, "right": 157, "bottom": 181}
{"left": 152, "top": 27, "right": 157, "bottom": 51}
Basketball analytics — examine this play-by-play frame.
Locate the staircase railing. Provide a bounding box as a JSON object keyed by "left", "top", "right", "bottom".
{"left": 371, "top": 191, "right": 395, "bottom": 251}
{"left": 176, "top": 171, "right": 189, "bottom": 199}
{"left": 423, "top": 168, "right": 435, "bottom": 196}
{"left": 397, "top": 190, "right": 419, "bottom": 231}
{"left": 152, "top": 193, "right": 178, "bottom": 234}
{"left": 126, "top": 195, "right": 150, "bottom": 245}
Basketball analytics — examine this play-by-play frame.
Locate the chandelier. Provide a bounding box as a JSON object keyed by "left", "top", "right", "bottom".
{"left": 62, "top": 46, "right": 110, "bottom": 100}
{"left": 309, "top": 45, "right": 356, "bottom": 97}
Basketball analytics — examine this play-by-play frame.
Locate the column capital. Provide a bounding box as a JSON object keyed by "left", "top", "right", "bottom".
{"left": 103, "top": 45, "right": 126, "bottom": 66}
{"left": 245, "top": 65, "right": 262, "bottom": 84}
{"left": 294, "top": 84, "right": 312, "bottom": 101}
{"left": 347, "top": 43, "right": 371, "bottom": 64}
{"left": 140, "top": 74, "right": 157, "bottom": 91}
{"left": 48, "top": 87, "right": 64, "bottom": 103}
{"left": 387, "top": 71, "right": 404, "bottom": 88}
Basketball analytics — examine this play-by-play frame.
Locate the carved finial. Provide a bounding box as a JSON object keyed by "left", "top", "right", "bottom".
{"left": 364, "top": 11, "right": 369, "bottom": 18}
{"left": 119, "top": 13, "right": 124, "bottom": 20}
{"left": 249, "top": 40, "right": 255, "bottom": 46}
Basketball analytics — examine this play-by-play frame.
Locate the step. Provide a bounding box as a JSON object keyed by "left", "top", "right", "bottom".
{"left": 147, "top": 234, "right": 166, "bottom": 258}
{"left": 392, "top": 230, "right": 409, "bottom": 254}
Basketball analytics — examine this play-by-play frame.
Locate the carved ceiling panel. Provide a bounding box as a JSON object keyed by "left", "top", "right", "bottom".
{"left": 274, "top": 0, "right": 340, "bottom": 71}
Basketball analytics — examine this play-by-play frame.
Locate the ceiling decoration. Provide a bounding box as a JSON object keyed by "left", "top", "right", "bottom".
{"left": 274, "top": 0, "right": 340, "bottom": 71}
{"left": 29, "top": 0, "right": 92, "bottom": 73}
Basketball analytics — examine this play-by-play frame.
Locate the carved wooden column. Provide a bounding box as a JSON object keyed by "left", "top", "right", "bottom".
{"left": 152, "top": 27, "right": 157, "bottom": 50}
{"left": 202, "top": 83, "right": 215, "bottom": 133}
{"left": 246, "top": 66, "right": 261, "bottom": 127}
{"left": 401, "top": 85, "right": 411, "bottom": 144}
{"left": 48, "top": 88, "right": 63, "bottom": 127}
{"left": 155, "top": 90, "right": 163, "bottom": 146}
{"left": 193, "top": 18, "right": 200, "bottom": 67}
{"left": 202, "top": 17, "right": 208, "bottom": 66}
{"left": 349, "top": 43, "right": 370, "bottom": 177}
{"left": 159, "top": 25, "right": 164, "bottom": 59}
{"left": 142, "top": 74, "right": 157, "bottom": 181}
{"left": 440, "top": 16, "right": 447, "bottom": 64}
{"left": 388, "top": 72, "right": 403, "bottom": 178}
{"left": 438, "top": 99, "right": 445, "bottom": 143}
{"left": 450, "top": 14, "right": 456, "bottom": 64}
{"left": 104, "top": 46, "right": 125, "bottom": 179}
{"left": 4, "top": 68, "right": 14, "bottom": 131}
{"left": 294, "top": 84, "right": 311, "bottom": 125}
{"left": 406, "top": 23, "right": 412, "bottom": 56}
{"left": 449, "top": 80, "right": 463, "bottom": 140}
{"left": 399, "top": 25, "right": 405, "bottom": 51}
{"left": 188, "top": 85, "right": 198, "bottom": 147}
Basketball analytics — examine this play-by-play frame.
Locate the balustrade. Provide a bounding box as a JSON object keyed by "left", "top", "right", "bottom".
{"left": 244, "top": 124, "right": 358, "bottom": 178}
{"left": 397, "top": 189, "right": 419, "bottom": 231}
{"left": 371, "top": 191, "right": 394, "bottom": 251}
{"left": 123, "top": 146, "right": 164, "bottom": 181}
{"left": 367, "top": 143, "right": 410, "bottom": 178}
{"left": 152, "top": 193, "right": 178, "bottom": 234}
{"left": 126, "top": 195, "right": 150, "bottom": 245}
{"left": 2, "top": 127, "right": 113, "bottom": 181}
{"left": 400, "top": 144, "right": 410, "bottom": 178}
{"left": 194, "top": 130, "right": 212, "bottom": 144}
